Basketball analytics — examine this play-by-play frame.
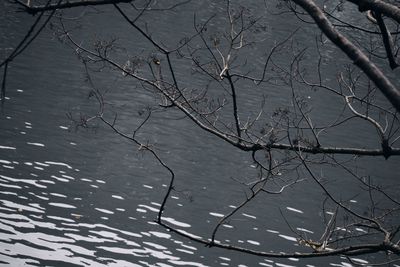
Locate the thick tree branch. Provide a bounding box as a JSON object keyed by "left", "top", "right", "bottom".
{"left": 292, "top": 0, "right": 400, "bottom": 113}
{"left": 346, "top": 0, "right": 400, "bottom": 24}
{"left": 373, "top": 11, "right": 399, "bottom": 69}
{"left": 13, "top": 0, "right": 132, "bottom": 14}
{"left": 256, "top": 142, "right": 400, "bottom": 157}
{"left": 158, "top": 220, "right": 398, "bottom": 258}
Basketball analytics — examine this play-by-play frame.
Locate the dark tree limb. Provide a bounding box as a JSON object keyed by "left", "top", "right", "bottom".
{"left": 292, "top": 0, "right": 400, "bottom": 113}
{"left": 45, "top": 2, "right": 400, "bottom": 262}
{"left": 13, "top": 0, "right": 133, "bottom": 14}
{"left": 158, "top": 220, "right": 399, "bottom": 258}
{"left": 66, "top": 30, "right": 400, "bottom": 158}
{"left": 373, "top": 11, "right": 399, "bottom": 69}
{"left": 346, "top": 0, "right": 400, "bottom": 24}
{"left": 1, "top": 0, "right": 58, "bottom": 100}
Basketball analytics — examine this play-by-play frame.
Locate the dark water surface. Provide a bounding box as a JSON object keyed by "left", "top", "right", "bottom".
{"left": 1, "top": 1, "right": 400, "bottom": 267}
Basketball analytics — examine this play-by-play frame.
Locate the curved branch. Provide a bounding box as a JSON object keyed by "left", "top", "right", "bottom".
{"left": 64, "top": 24, "right": 400, "bottom": 160}
{"left": 292, "top": 0, "right": 400, "bottom": 113}
{"left": 158, "top": 220, "right": 397, "bottom": 258}
{"left": 100, "top": 117, "right": 176, "bottom": 223}
{"left": 373, "top": 11, "right": 399, "bottom": 69}
{"left": 346, "top": 0, "right": 400, "bottom": 24}
{"left": 2, "top": 0, "right": 59, "bottom": 99}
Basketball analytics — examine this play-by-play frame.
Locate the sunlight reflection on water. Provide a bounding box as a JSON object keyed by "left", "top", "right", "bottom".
{"left": 1, "top": 1, "right": 388, "bottom": 266}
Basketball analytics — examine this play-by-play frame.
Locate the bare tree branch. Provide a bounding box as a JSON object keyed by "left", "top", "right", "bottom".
{"left": 13, "top": 0, "right": 133, "bottom": 14}
{"left": 292, "top": 0, "right": 400, "bottom": 112}
{"left": 347, "top": 0, "right": 400, "bottom": 24}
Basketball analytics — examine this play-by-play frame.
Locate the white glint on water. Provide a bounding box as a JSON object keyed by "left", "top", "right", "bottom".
{"left": 209, "top": 212, "right": 224, "bottom": 218}
{"left": 34, "top": 162, "right": 50, "bottom": 167}
{"left": 286, "top": 207, "right": 304, "bottom": 214}
{"left": 45, "top": 161, "right": 73, "bottom": 169}
{"left": 0, "top": 145, "right": 16, "bottom": 150}
{"left": 247, "top": 240, "right": 260, "bottom": 245}
{"left": 350, "top": 258, "right": 369, "bottom": 264}
{"left": 149, "top": 231, "right": 171, "bottom": 239}
{"left": 137, "top": 204, "right": 159, "bottom": 213}
{"left": 276, "top": 263, "right": 296, "bottom": 267}
{"left": 296, "top": 227, "right": 314, "bottom": 234}
{"left": 242, "top": 213, "right": 256, "bottom": 219}
{"left": 50, "top": 176, "right": 69, "bottom": 183}
{"left": 136, "top": 208, "right": 147, "bottom": 213}
{"left": 278, "top": 234, "right": 297, "bottom": 242}
{"left": 0, "top": 174, "right": 46, "bottom": 189}
{"left": 95, "top": 208, "right": 114, "bottom": 214}
{"left": 176, "top": 248, "right": 194, "bottom": 255}
{"left": 162, "top": 217, "right": 191, "bottom": 228}
{"left": 27, "top": 142, "right": 45, "bottom": 147}
{"left": 49, "top": 203, "right": 76, "bottom": 209}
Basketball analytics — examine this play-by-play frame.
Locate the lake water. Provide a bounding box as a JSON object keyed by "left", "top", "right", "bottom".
{"left": 1, "top": 1, "right": 400, "bottom": 266}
